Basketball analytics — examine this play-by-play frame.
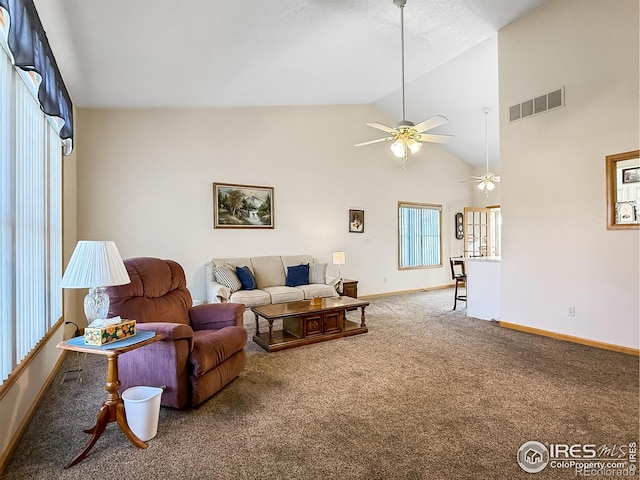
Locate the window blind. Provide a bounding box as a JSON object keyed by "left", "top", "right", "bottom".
{"left": 0, "top": 40, "right": 62, "bottom": 385}
{"left": 398, "top": 202, "right": 442, "bottom": 269}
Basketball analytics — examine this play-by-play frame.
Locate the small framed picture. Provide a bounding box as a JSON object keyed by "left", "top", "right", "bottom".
{"left": 622, "top": 166, "right": 640, "bottom": 184}
{"left": 616, "top": 201, "right": 637, "bottom": 224}
{"left": 349, "top": 209, "right": 364, "bottom": 233}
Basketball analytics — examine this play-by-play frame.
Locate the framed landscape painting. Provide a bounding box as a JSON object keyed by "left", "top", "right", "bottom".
{"left": 213, "top": 183, "right": 274, "bottom": 229}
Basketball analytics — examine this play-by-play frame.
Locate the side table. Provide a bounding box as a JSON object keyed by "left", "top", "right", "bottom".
{"left": 56, "top": 331, "right": 164, "bottom": 468}
{"left": 341, "top": 279, "right": 358, "bottom": 298}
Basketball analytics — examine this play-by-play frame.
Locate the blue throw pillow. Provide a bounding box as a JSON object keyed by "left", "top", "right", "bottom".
{"left": 286, "top": 264, "right": 309, "bottom": 287}
{"left": 235, "top": 266, "right": 257, "bottom": 290}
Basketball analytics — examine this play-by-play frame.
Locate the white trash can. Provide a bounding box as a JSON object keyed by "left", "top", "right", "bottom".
{"left": 122, "top": 386, "right": 163, "bottom": 441}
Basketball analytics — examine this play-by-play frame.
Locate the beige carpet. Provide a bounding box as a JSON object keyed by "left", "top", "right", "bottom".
{"left": 2, "top": 289, "right": 638, "bottom": 480}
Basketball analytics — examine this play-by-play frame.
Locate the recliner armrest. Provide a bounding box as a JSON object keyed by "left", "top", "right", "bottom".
{"left": 135, "top": 322, "right": 194, "bottom": 341}
{"left": 189, "top": 303, "right": 245, "bottom": 331}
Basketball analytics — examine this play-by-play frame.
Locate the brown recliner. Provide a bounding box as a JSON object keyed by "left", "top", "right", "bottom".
{"left": 105, "top": 257, "right": 247, "bottom": 408}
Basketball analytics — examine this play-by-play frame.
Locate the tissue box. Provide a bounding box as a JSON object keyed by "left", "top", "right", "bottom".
{"left": 84, "top": 319, "right": 136, "bottom": 346}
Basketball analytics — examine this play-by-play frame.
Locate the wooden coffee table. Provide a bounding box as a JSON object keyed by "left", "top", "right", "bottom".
{"left": 252, "top": 296, "right": 369, "bottom": 352}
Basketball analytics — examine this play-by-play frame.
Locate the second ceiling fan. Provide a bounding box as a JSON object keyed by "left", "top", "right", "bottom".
{"left": 461, "top": 107, "right": 500, "bottom": 194}
{"left": 355, "top": 0, "right": 453, "bottom": 169}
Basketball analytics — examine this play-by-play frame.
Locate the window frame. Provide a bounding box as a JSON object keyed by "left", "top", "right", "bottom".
{"left": 398, "top": 201, "right": 443, "bottom": 270}
{"left": 0, "top": 30, "right": 63, "bottom": 389}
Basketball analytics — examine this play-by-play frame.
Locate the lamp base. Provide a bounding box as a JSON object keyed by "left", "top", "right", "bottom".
{"left": 84, "top": 287, "right": 109, "bottom": 322}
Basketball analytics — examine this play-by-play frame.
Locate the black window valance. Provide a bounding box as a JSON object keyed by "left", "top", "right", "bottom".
{"left": 0, "top": 0, "right": 73, "bottom": 153}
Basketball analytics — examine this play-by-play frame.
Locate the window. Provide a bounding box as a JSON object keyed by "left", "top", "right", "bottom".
{"left": 0, "top": 37, "right": 63, "bottom": 386}
{"left": 398, "top": 202, "right": 442, "bottom": 269}
{"left": 463, "top": 206, "right": 501, "bottom": 257}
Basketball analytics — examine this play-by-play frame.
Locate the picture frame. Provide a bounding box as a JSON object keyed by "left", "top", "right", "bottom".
{"left": 615, "top": 201, "right": 636, "bottom": 224}
{"left": 622, "top": 166, "right": 640, "bottom": 184}
{"left": 213, "top": 183, "right": 274, "bottom": 229}
{"left": 349, "top": 209, "right": 364, "bottom": 233}
{"left": 606, "top": 150, "right": 640, "bottom": 230}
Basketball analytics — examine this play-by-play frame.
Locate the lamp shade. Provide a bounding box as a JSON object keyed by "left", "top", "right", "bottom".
{"left": 332, "top": 251, "right": 346, "bottom": 265}
{"left": 390, "top": 140, "right": 406, "bottom": 158}
{"left": 60, "top": 241, "right": 130, "bottom": 288}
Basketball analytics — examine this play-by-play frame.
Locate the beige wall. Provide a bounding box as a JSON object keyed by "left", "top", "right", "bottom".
{"left": 75, "top": 104, "right": 473, "bottom": 300}
{"left": 0, "top": 333, "right": 63, "bottom": 467}
{"left": 499, "top": 0, "right": 639, "bottom": 348}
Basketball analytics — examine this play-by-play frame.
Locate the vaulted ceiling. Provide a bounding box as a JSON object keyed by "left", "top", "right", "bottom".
{"left": 33, "top": 0, "right": 548, "bottom": 166}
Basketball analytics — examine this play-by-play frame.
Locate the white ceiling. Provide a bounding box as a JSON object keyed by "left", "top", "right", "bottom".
{"left": 33, "top": 0, "right": 547, "bottom": 166}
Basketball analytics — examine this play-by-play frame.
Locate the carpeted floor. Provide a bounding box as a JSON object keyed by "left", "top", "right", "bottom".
{"left": 2, "top": 289, "right": 638, "bottom": 480}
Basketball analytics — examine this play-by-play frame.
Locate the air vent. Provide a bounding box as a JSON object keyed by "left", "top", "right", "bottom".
{"left": 509, "top": 87, "right": 564, "bottom": 123}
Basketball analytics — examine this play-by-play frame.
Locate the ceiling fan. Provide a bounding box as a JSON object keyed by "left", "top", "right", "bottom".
{"left": 462, "top": 107, "right": 500, "bottom": 194}
{"left": 355, "top": 0, "right": 453, "bottom": 169}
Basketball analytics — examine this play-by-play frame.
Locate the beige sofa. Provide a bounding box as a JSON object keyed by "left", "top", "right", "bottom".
{"left": 206, "top": 255, "right": 339, "bottom": 307}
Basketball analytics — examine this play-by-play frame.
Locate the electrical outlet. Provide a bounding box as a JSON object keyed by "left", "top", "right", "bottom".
{"left": 567, "top": 306, "right": 575, "bottom": 317}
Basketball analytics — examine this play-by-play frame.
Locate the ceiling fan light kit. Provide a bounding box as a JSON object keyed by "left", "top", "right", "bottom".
{"left": 478, "top": 178, "right": 496, "bottom": 192}
{"left": 354, "top": 0, "right": 452, "bottom": 169}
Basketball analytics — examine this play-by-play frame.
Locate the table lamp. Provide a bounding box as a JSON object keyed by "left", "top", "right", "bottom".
{"left": 332, "top": 251, "right": 345, "bottom": 280}
{"left": 60, "top": 241, "right": 131, "bottom": 322}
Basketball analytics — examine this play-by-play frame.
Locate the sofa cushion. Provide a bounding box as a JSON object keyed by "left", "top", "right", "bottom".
{"left": 282, "top": 255, "right": 315, "bottom": 269}
{"left": 212, "top": 257, "right": 253, "bottom": 272}
{"left": 213, "top": 266, "right": 242, "bottom": 293}
{"left": 236, "top": 266, "right": 257, "bottom": 290}
{"left": 250, "top": 255, "right": 286, "bottom": 288}
{"left": 309, "top": 263, "right": 327, "bottom": 284}
{"left": 190, "top": 326, "right": 247, "bottom": 378}
{"left": 263, "top": 286, "right": 305, "bottom": 304}
{"left": 297, "top": 284, "right": 339, "bottom": 300}
{"left": 285, "top": 264, "right": 309, "bottom": 287}
{"left": 229, "top": 289, "right": 271, "bottom": 307}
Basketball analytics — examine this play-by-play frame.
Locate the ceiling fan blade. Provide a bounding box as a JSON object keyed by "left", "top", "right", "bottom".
{"left": 366, "top": 122, "right": 396, "bottom": 134}
{"left": 354, "top": 137, "right": 393, "bottom": 147}
{"left": 493, "top": 176, "right": 501, "bottom": 182}
{"left": 459, "top": 179, "right": 480, "bottom": 183}
{"left": 416, "top": 133, "right": 454, "bottom": 144}
{"left": 413, "top": 115, "right": 448, "bottom": 133}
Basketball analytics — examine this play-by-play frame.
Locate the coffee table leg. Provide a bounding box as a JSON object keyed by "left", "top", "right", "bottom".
{"left": 268, "top": 319, "right": 274, "bottom": 344}
{"left": 360, "top": 306, "right": 367, "bottom": 328}
{"left": 254, "top": 313, "right": 260, "bottom": 335}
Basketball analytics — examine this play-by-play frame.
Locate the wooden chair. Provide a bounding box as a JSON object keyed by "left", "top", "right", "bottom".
{"left": 449, "top": 257, "right": 467, "bottom": 310}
